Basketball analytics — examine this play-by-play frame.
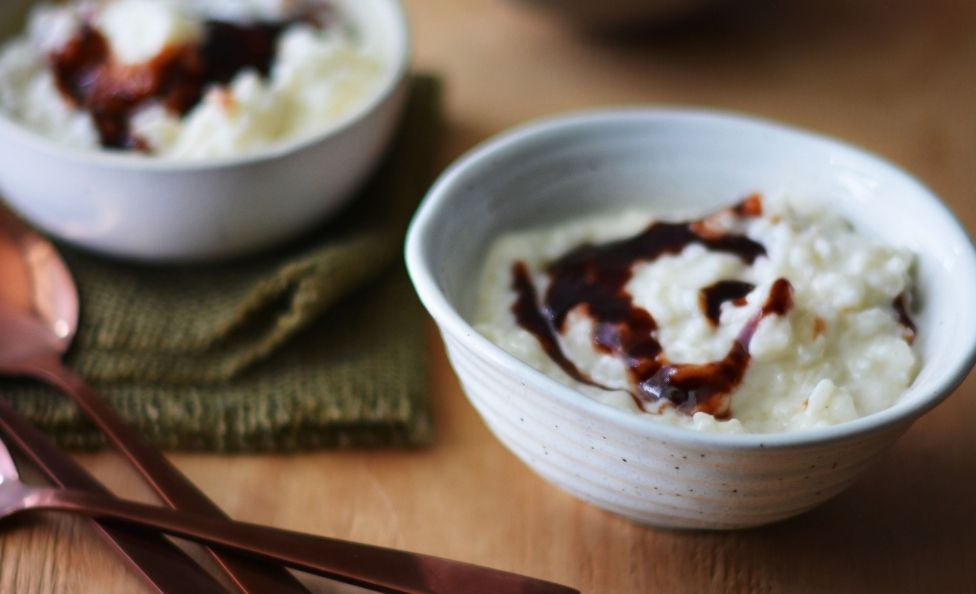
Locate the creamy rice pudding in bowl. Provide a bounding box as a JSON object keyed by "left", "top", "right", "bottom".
{"left": 0, "top": 0, "right": 408, "bottom": 260}
{"left": 405, "top": 110, "right": 976, "bottom": 529}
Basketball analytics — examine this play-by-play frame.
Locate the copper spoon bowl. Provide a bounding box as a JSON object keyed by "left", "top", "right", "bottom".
{"left": 0, "top": 208, "right": 310, "bottom": 594}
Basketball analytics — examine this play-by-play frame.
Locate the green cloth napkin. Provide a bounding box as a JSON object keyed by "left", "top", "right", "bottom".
{"left": 0, "top": 75, "right": 440, "bottom": 452}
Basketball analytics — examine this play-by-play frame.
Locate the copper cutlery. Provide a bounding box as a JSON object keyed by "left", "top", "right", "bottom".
{"left": 0, "top": 209, "right": 581, "bottom": 593}
{"left": 0, "top": 208, "right": 311, "bottom": 593}
{"left": 0, "top": 408, "right": 578, "bottom": 594}
{"left": 0, "top": 396, "right": 230, "bottom": 592}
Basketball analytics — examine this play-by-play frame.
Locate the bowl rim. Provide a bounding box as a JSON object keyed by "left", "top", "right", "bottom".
{"left": 0, "top": 0, "right": 410, "bottom": 171}
{"left": 406, "top": 107, "right": 976, "bottom": 451}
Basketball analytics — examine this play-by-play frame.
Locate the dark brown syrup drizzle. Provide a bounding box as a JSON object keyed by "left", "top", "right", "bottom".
{"left": 643, "top": 278, "right": 793, "bottom": 417}
{"left": 49, "top": 5, "right": 329, "bottom": 150}
{"left": 511, "top": 196, "right": 920, "bottom": 418}
{"left": 699, "top": 280, "right": 755, "bottom": 326}
{"left": 511, "top": 261, "right": 595, "bottom": 387}
{"left": 511, "top": 197, "right": 786, "bottom": 418}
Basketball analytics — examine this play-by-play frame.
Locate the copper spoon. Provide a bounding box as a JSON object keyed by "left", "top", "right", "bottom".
{"left": 0, "top": 432, "right": 578, "bottom": 594}
{"left": 0, "top": 209, "right": 310, "bottom": 594}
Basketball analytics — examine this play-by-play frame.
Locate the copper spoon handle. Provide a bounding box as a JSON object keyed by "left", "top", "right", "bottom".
{"left": 0, "top": 396, "right": 230, "bottom": 594}
{"left": 25, "top": 356, "right": 310, "bottom": 594}
{"left": 25, "top": 487, "right": 580, "bottom": 594}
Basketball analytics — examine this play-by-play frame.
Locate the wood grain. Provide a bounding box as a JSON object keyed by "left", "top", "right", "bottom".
{"left": 2, "top": 0, "right": 976, "bottom": 592}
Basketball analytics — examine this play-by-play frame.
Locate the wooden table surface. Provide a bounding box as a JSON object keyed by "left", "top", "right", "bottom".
{"left": 2, "top": 0, "right": 976, "bottom": 592}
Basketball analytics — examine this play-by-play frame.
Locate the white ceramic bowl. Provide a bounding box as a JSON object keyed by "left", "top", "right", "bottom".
{"left": 0, "top": 0, "right": 409, "bottom": 262}
{"left": 406, "top": 109, "right": 976, "bottom": 529}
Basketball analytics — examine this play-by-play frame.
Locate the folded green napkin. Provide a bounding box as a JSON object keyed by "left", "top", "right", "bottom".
{"left": 0, "top": 75, "right": 440, "bottom": 452}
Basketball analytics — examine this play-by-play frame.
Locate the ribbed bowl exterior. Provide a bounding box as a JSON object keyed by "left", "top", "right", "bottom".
{"left": 441, "top": 331, "right": 908, "bottom": 529}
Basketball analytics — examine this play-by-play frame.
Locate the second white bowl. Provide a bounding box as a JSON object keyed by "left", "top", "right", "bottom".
{"left": 0, "top": 0, "right": 409, "bottom": 262}
{"left": 406, "top": 109, "right": 976, "bottom": 529}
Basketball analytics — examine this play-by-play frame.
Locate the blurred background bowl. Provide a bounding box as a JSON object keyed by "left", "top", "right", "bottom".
{"left": 406, "top": 109, "right": 976, "bottom": 529}
{"left": 510, "top": 0, "right": 727, "bottom": 30}
{"left": 0, "top": 0, "right": 409, "bottom": 262}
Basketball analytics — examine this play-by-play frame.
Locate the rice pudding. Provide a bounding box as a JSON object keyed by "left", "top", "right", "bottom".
{"left": 475, "top": 195, "right": 918, "bottom": 434}
{"left": 0, "top": 0, "right": 390, "bottom": 159}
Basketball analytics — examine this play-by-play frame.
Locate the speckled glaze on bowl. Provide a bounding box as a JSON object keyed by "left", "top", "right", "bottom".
{"left": 0, "top": 0, "right": 409, "bottom": 262}
{"left": 406, "top": 109, "right": 976, "bottom": 529}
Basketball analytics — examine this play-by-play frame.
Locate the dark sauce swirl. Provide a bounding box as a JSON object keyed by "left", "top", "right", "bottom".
{"left": 699, "top": 280, "right": 755, "bottom": 326}
{"left": 510, "top": 195, "right": 918, "bottom": 418}
{"left": 509, "top": 194, "right": 922, "bottom": 419}
{"left": 49, "top": 5, "right": 330, "bottom": 151}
